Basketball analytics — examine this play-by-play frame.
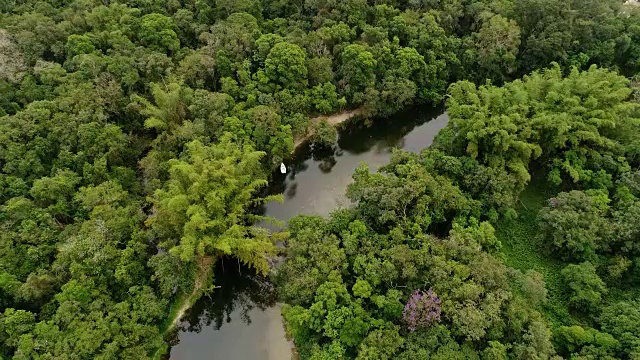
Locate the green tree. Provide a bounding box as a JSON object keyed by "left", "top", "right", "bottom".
{"left": 338, "top": 44, "right": 377, "bottom": 104}
{"left": 538, "top": 190, "right": 611, "bottom": 261}
{"left": 65, "top": 34, "right": 96, "bottom": 59}
{"left": 253, "top": 33, "right": 285, "bottom": 66}
{"left": 310, "top": 82, "right": 344, "bottom": 114}
{"left": 473, "top": 14, "right": 521, "bottom": 81}
{"left": 600, "top": 301, "right": 640, "bottom": 358}
{"left": 555, "top": 325, "right": 619, "bottom": 358}
{"left": 0, "top": 308, "right": 35, "bottom": 349}
{"left": 201, "top": 12, "right": 261, "bottom": 70}
{"left": 149, "top": 135, "right": 279, "bottom": 274}
{"left": 561, "top": 262, "right": 607, "bottom": 312}
{"left": 265, "top": 42, "right": 308, "bottom": 90}
{"left": 519, "top": 269, "right": 548, "bottom": 306}
{"left": 514, "top": 0, "right": 574, "bottom": 72}
{"left": 346, "top": 160, "right": 474, "bottom": 230}
{"left": 442, "top": 79, "right": 541, "bottom": 190}
{"left": 134, "top": 82, "right": 190, "bottom": 132}
{"left": 356, "top": 327, "right": 404, "bottom": 360}
{"left": 308, "top": 57, "right": 334, "bottom": 86}
{"left": 139, "top": 13, "right": 180, "bottom": 53}
{"left": 214, "top": 0, "right": 263, "bottom": 20}
{"left": 177, "top": 51, "right": 216, "bottom": 89}
{"left": 610, "top": 196, "right": 640, "bottom": 258}
{"left": 310, "top": 119, "right": 338, "bottom": 148}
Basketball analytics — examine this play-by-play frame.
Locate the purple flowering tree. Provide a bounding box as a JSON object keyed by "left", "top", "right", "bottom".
{"left": 402, "top": 288, "right": 442, "bottom": 331}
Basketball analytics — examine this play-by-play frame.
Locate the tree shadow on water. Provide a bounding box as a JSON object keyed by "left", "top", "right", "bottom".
{"left": 318, "top": 156, "right": 337, "bottom": 173}
{"left": 285, "top": 182, "right": 298, "bottom": 199}
{"left": 177, "top": 257, "right": 278, "bottom": 334}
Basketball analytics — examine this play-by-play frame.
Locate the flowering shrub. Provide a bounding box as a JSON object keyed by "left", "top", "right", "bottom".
{"left": 402, "top": 289, "right": 442, "bottom": 331}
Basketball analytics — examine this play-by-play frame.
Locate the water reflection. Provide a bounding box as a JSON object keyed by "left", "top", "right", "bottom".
{"left": 179, "top": 258, "right": 277, "bottom": 332}
{"left": 285, "top": 182, "right": 298, "bottom": 199}
{"left": 168, "top": 106, "right": 449, "bottom": 360}
{"left": 168, "top": 259, "right": 289, "bottom": 360}
{"left": 261, "top": 106, "right": 448, "bottom": 222}
{"left": 318, "top": 155, "right": 337, "bottom": 173}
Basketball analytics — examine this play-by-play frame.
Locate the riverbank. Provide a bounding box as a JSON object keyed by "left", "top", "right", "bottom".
{"left": 164, "top": 107, "right": 449, "bottom": 360}
{"left": 154, "top": 106, "right": 360, "bottom": 357}
{"left": 153, "top": 256, "right": 215, "bottom": 359}
{"left": 159, "top": 108, "right": 364, "bottom": 347}
{"left": 156, "top": 110, "right": 364, "bottom": 356}
{"left": 167, "top": 259, "right": 293, "bottom": 360}
{"left": 170, "top": 256, "right": 215, "bottom": 329}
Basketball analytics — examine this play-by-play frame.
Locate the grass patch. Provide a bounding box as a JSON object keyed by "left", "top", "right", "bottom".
{"left": 152, "top": 292, "right": 190, "bottom": 360}
{"left": 153, "top": 256, "right": 216, "bottom": 360}
{"left": 495, "top": 179, "right": 580, "bottom": 328}
{"left": 498, "top": 176, "right": 640, "bottom": 334}
{"left": 158, "top": 292, "right": 191, "bottom": 335}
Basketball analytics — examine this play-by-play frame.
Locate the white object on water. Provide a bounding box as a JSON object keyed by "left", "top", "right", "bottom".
{"left": 280, "top": 163, "right": 287, "bottom": 174}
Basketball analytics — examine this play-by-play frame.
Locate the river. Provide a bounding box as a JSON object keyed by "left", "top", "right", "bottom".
{"left": 167, "top": 106, "right": 448, "bottom": 360}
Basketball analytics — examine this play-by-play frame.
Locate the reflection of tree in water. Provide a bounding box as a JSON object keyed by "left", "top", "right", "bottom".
{"left": 285, "top": 182, "right": 298, "bottom": 198}
{"left": 318, "top": 156, "right": 337, "bottom": 173}
{"left": 377, "top": 137, "right": 405, "bottom": 153}
{"left": 338, "top": 106, "right": 443, "bottom": 155}
{"left": 252, "top": 105, "right": 443, "bottom": 217}
{"left": 310, "top": 144, "right": 335, "bottom": 160}
{"left": 255, "top": 143, "right": 313, "bottom": 205}
{"left": 178, "top": 257, "right": 278, "bottom": 334}
{"left": 308, "top": 143, "right": 338, "bottom": 174}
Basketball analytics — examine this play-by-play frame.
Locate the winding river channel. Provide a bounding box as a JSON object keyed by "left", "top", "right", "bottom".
{"left": 167, "top": 106, "right": 449, "bottom": 359}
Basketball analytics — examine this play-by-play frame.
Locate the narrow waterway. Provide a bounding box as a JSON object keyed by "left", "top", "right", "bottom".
{"left": 168, "top": 106, "right": 449, "bottom": 360}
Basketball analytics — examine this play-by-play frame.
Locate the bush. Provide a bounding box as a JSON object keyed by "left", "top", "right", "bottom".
{"left": 310, "top": 119, "right": 338, "bottom": 149}
{"left": 538, "top": 190, "right": 611, "bottom": 261}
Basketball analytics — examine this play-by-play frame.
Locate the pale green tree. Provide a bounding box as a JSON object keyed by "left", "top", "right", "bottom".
{"left": 150, "top": 135, "right": 280, "bottom": 274}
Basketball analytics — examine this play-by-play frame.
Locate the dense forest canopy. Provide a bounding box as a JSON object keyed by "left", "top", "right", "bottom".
{"left": 1, "top": 0, "right": 640, "bottom": 359}
{"left": 276, "top": 65, "right": 640, "bottom": 359}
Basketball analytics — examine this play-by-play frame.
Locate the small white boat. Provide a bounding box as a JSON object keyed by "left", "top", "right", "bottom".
{"left": 280, "top": 163, "right": 287, "bottom": 174}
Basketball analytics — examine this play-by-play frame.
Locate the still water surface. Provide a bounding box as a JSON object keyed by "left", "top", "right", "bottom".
{"left": 168, "top": 107, "right": 448, "bottom": 360}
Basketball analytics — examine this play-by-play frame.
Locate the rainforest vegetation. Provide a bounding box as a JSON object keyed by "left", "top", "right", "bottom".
{"left": 1, "top": 0, "right": 640, "bottom": 359}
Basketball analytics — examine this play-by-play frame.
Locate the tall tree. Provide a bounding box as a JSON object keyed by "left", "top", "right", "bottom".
{"left": 149, "top": 135, "right": 279, "bottom": 274}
